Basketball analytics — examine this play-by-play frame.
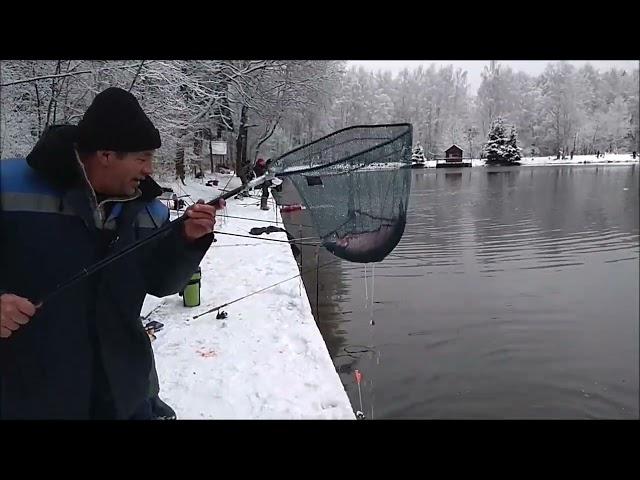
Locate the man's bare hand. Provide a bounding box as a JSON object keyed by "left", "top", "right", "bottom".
{"left": 183, "top": 198, "right": 226, "bottom": 242}
{"left": 1, "top": 294, "right": 37, "bottom": 339}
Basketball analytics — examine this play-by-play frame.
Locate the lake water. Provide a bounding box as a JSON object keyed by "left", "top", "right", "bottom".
{"left": 279, "top": 165, "right": 639, "bottom": 419}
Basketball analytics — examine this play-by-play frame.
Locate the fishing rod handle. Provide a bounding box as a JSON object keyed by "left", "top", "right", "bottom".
{"left": 204, "top": 173, "right": 270, "bottom": 207}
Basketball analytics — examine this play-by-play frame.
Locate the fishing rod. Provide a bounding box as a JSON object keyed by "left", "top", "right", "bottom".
{"left": 34, "top": 123, "right": 413, "bottom": 308}
{"left": 176, "top": 188, "right": 312, "bottom": 229}
{"left": 213, "top": 230, "right": 321, "bottom": 247}
{"left": 35, "top": 172, "right": 283, "bottom": 307}
{"left": 191, "top": 255, "right": 346, "bottom": 320}
{"left": 189, "top": 251, "right": 376, "bottom": 322}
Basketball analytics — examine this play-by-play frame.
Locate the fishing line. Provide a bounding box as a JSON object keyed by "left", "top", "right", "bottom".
{"left": 191, "top": 257, "right": 343, "bottom": 319}
{"left": 213, "top": 230, "right": 322, "bottom": 247}
{"left": 217, "top": 214, "right": 313, "bottom": 228}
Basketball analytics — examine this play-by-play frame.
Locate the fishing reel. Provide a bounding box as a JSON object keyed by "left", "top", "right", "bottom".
{"left": 355, "top": 410, "right": 366, "bottom": 420}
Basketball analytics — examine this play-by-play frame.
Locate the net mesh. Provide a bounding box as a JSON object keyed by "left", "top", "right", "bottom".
{"left": 271, "top": 124, "right": 412, "bottom": 263}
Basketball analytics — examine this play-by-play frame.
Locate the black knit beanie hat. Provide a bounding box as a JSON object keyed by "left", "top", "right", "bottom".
{"left": 77, "top": 87, "right": 161, "bottom": 152}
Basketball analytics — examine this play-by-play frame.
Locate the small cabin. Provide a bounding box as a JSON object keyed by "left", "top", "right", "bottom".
{"left": 435, "top": 144, "right": 471, "bottom": 168}
{"left": 445, "top": 145, "right": 463, "bottom": 162}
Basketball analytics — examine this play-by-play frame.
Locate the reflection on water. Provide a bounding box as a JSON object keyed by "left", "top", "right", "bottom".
{"left": 279, "top": 165, "right": 639, "bottom": 419}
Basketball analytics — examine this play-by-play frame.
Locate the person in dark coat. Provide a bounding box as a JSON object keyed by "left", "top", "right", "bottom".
{"left": 253, "top": 158, "right": 268, "bottom": 178}
{"left": 253, "top": 158, "right": 271, "bottom": 210}
{"left": 0, "top": 87, "right": 224, "bottom": 419}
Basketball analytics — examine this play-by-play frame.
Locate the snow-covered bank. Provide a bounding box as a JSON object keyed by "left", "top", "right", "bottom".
{"left": 419, "top": 153, "right": 639, "bottom": 168}
{"left": 141, "top": 175, "right": 354, "bottom": 419}
{"left": 518, "top": 152, "right": 638, "bottom": 166}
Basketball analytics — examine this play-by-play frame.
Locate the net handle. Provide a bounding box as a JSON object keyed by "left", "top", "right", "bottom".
{"left": 272, "top": 123, "right": 412, "bottom": 176}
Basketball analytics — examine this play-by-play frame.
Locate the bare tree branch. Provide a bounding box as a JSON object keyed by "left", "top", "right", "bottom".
{"left": 0, "top": 62, "right": 152, "bottom": 87}
{"left": 128, "top": 60, "right": 146, "bottom": 92}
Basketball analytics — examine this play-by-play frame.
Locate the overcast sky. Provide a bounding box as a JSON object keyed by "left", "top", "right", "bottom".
{"left": 346, "top": 60, "right": 639, "bottom": 93}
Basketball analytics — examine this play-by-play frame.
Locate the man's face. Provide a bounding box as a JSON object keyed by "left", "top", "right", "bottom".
{"left": 99, "top": 150, "right": 154, "bottom": 196}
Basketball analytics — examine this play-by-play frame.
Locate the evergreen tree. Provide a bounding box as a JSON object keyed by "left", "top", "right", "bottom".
{"left": 504, "top": 125, "right": 522, "bottom": 163}
{"left": 412, "top": 141, "right": 426, "bottom": 162}
{"left": 483, "top": 117, "right": 509, "bottom": 164}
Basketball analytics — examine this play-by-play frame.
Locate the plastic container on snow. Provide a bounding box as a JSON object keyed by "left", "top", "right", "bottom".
{"left": 181, "top": 267, "right": 202, "bottom": 307}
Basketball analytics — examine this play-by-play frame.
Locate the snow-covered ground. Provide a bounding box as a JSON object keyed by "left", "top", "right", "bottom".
{"left": 418, "top": 152, "right": 639, "bottom": 168}
{"left": 141, "top": 174, "right": 354, "bottom": 419}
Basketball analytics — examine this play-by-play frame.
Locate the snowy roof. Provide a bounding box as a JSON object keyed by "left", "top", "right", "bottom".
{"left": 445, "top": 144, "right": 463, "bottom": 153}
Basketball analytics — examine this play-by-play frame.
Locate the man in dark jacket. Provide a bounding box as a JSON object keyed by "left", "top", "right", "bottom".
{"left": 253, "top": 158, "right": 271, "bottom": 210}
{"left": 0, "top": 87, "right": 223, "bottom": 419}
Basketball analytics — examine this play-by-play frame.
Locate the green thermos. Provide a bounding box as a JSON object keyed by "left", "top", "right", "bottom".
{"left": 182, "top": 267, "right": 201, "bottom": 307}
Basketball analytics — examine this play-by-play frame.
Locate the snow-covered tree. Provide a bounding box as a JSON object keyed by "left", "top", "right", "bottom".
{"left": 464, "top": 125, "right": 479, "bottom": 160}
{"left": 3, "top": 60, "right": 638, "bottom": 168}
{"left": 483, "top": 117, "right": 512, "bottom": 164}
{"left": 412, "top": 141, "right": 426, "bottom": 162}
{"left": 504, "top": 125, "right": 522, "bottom": 163}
